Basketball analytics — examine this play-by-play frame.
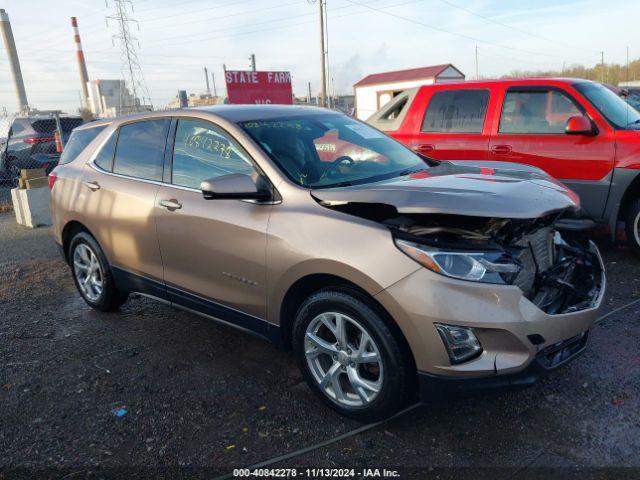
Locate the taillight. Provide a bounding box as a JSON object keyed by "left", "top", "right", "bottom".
{"left": 24, "top": 135, "right": 55, "bottom": 144}
{"left": 48, "top": 172, "right": 58, "bottom": 190}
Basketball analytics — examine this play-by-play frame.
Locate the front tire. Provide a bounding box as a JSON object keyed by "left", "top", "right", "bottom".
{"left": 292, "top": 289, "right": 415, "bottom": 421}
{"left": 68, "top": 232, "right": 127, "bottom": 311}
{"left": 625, "top": 199, "right": 640, "bottom": 255}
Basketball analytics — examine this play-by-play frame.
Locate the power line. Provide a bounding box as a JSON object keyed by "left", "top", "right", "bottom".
{"left": 343, "top": 0, "right": 599, "bottom": 63}
{"left": 435, "top": 0, "right": 600, "bottom": 56}
{"left": 138, "top": 0, "right": 256, "bottom": 22}
{"left": 143, "top": 0, "right": 302, "bottom": 30}
{"left": 106, "top": 0, "right": 153, "bottom": 109}
{"left": 136, "top": 0, "right": 379, "bottom": 48}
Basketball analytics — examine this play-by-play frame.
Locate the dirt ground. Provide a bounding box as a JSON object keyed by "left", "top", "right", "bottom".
{"left": 0, "top": 211, "right": 639, "bottom": 479}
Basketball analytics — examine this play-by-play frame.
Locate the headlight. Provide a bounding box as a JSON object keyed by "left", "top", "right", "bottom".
{"left": 395, "top": 239, "right": 520, "bottom": 284}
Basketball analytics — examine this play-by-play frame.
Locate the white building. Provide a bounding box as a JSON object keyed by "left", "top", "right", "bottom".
{"left": 86, "top": 79, "right": 151, "bottom": 118}
{"left": 353, "top": 64, "right": 465, "bottom": 120}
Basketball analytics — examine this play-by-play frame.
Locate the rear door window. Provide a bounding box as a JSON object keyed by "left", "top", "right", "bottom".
{"left": 58, "top": 126, "right": 106, "bottom": 165}
{"left": 499, "top": 89, "right": 582, "bottom": 134}
{"left": 113, "top": 119, "right": 170, "bottom": 181}
{"left": 171, "top": 119, "right": 256, "bottom": 189}
{"left": 422, "top": 89, "right": 489, "bottom": 133}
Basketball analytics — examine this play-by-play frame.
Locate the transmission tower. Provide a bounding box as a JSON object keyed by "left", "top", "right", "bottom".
{"left": 106, "top": 0, "right": 153, "bottom": 112}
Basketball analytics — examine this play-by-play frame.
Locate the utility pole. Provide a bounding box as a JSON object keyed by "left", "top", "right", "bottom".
{"left": 204, "top": 67, "right": 211, "bottom": 94}
{"left": 249, "top": 53, "right": 256, "bottom": 72}
{"left": 212, "top": 73, "right": 217, "bottom": 97}
{"left": 562, "top": 61, "right": 565, "bottom": 76}
{"left": 331, "top": 76, "right": 336, "bottom": 109}
{"left": 474, "top": 45, "right": 479, "bottom": 80}
{"left": 627, "top": 46, "right": 630, "bottom": 82}
{"left": 107, "top": 0, "right": 152, "bottom": 111}
{"left": 318, "top": 0, "right": 327, "bottom": 108}
{"left": 600, "top": 51, "right": 605, "bottom": 83}
{"left": 307, "top": 81, "right": 312, "bottom": 104}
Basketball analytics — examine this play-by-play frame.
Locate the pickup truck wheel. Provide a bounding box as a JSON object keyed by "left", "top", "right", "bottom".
{"left": 68, "top": 232, "right": 128, "bottom": 311}
{"left": 626, "top": 199, "right": 640, "bottom": 255}
{"left": 292, "top": 289, "right": 415, "bottom": 421}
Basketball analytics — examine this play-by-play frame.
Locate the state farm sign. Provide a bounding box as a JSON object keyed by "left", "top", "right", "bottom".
{"left": 225, "top": 70, "right": 293, "bottom": 105}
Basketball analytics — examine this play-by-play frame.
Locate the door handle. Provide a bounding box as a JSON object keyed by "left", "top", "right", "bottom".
{"left": 490, "top": 144, "right": 512, "bottom": 155}
{"left": 159, "top": 199, "right": 182, "bottom": 211}
{"left": 415, "top": 144, "right": 435, "bottom": 154}
{"left": 83, "top": 180, "right": 100, "bottom": 191}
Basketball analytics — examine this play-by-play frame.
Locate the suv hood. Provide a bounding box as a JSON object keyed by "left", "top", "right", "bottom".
{"left": 311, "top": 160, "right": 579, "bottom": 219}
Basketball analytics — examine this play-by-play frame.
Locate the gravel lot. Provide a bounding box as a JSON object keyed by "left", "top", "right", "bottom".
{"left": 0, "top": 211, "right": 639, "bottom": 479}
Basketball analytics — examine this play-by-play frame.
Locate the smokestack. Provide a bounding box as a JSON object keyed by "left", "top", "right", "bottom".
{"left": 71, "top": 17, "right": 90, "bottom": 109}
{"left": 0, "top": 9, "right": 28, "bottom": 112}
{"left": 204, "top": 67, "right": 211, "bottom": 95}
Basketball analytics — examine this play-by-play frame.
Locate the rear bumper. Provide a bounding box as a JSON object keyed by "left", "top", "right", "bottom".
{"left": 418, "top": 329, "right": 590, "bottom": 399}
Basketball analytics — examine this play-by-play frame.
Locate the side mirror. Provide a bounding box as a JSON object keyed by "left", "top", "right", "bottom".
{"left": 200, "top": 173, "right": 272, "bottom": 201}
{"left": 565, "top": 115, "right": 596, "bottom": 136}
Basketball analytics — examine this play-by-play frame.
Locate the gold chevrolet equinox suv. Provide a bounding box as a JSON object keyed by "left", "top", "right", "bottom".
{"left": 50, "top": 106, "right": 605, "bottom": 420}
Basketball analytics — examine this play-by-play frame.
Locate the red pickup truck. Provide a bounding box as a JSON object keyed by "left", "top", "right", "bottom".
{"left": 367, "top": 78, "right": 640, "bottom": 254}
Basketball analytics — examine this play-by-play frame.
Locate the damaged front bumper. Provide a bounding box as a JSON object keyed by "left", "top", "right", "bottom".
{"left": 417, "top": 330, "right": 590, "bottom": 399}
{"left": 375, "top": 241, "right": 605, "bottom": 394}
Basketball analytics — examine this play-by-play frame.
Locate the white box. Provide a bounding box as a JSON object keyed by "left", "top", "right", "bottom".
{"left": 11, "top": 187, "right": 52, "bottom": 228}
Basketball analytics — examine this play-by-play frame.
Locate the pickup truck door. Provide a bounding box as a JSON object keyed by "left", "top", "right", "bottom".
{"left": 487, "top": 86, "right": 615, "bottom": 220}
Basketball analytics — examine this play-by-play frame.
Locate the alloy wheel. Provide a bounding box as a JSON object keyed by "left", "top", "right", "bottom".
{"left": 304, "top": 312, "right": 384, "bottom": 408}
{"left": 73, "top": 243, "right": 104, "bottom": 302}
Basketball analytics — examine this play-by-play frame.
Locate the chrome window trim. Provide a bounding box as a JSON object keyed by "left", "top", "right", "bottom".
{"left": 88, "top": 154, "right": 281, "bottom": 205}
{"left": 87, "top": 160, "right": 166, "bottom": 188}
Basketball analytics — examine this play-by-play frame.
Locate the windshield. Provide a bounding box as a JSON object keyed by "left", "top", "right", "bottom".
{"left": 574, "top": 82, "right": 640, "bottom": 129}
{"left": 239, "top": 114, "right": 426, "bottom": 188}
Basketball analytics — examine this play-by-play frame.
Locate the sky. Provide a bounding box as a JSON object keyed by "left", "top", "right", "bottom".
{"left": 0, "top": 0, "right": 636, "bottom": 113}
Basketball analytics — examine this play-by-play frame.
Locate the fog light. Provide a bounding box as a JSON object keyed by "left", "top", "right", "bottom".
{"left": 435, "top": 324, "right": 483, "bottom": 364}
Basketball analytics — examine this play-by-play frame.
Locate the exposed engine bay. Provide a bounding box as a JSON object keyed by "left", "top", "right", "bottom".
{"left": 324, "top": 202, "right": 603, "bottom": 315}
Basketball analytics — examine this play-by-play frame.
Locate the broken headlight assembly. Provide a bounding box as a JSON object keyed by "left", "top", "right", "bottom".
{"left": 395, "top": 239, "right": 520, "bottom": 284}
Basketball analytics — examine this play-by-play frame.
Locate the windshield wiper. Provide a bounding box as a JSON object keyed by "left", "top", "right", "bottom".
{"left": 627, "top": 119, "right": 640, "bottom": 127}
{"left": 396, "top": 167, "right": 430, "bottom": 177}
{"left": 417, "top": 153, "right": 441, "bottom": 166}
{"left": 311, "top": 180, "right": 355, "bottom": 189}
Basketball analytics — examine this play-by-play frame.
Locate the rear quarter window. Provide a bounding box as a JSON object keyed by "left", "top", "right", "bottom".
{"left": 10, "top": 119, "right": 31, "bottom": 136}
{"left": 421, "top": 89, "right": 489, "bottom": 133}
{"left": 59, "top": 125, "right": 107, "bottom": 165}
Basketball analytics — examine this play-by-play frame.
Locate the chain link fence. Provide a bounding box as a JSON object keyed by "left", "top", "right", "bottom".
{"left": 0, "top": 114, "right": 84, "bottom": 188}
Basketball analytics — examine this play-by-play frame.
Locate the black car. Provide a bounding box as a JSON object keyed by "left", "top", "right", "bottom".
{"left": 0, "top": 116, "right": 83, "bottom": 184}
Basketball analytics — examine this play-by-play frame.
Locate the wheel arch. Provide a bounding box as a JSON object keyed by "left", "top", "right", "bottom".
{"left": 278, "top": 273, "right": 417, "bottom": 378}
{"left": 618, "top": 171, "right": 640, "bottom": 221}
{"left": 61, "top": 220, "right": 95, "bottom": 263}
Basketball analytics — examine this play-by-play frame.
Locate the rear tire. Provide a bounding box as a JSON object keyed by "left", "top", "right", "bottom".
{"left": 625, "top": 199, "right": 640, "bottom": 256}
{"left": 292, "top": 288, "right": 415, "bottom": 421}
{"left": 68, "top": 232, "right": 128, "bottom": 311}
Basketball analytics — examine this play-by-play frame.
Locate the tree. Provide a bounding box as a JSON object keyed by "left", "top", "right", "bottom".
{"left": 503, "top": 58, "right": 640, "bottom": 85}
